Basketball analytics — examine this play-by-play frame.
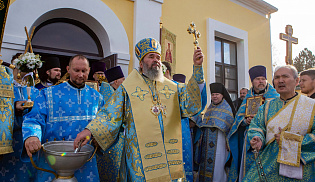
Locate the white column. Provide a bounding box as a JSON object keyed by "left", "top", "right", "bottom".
{"left": 133, "top": 0, "right": 163, "bottom": 69}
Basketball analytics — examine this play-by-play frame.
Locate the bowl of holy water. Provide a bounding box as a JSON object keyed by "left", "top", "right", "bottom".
{"left": 31, "top": 141, "right": 95, "bottom": 182}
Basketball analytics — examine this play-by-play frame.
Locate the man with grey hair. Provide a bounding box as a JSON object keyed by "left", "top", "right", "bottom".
{"left": 299, "top": 68, "right": 315, "bottom": 98}
{"left": 243, "top": 65, "right": 315, "bottom": 181}
{"left": 227, "top": 65, "right": 279, "bottom": 182}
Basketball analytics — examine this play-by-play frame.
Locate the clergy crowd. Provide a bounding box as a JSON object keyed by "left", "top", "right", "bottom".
{"left": 1, "top": 37, "right": 315, "bottom": 182}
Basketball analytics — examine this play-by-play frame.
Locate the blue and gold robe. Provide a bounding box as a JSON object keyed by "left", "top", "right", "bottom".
{"left": 0, "top": 66, "right": 14, "bottom": 155}
{"left": 35, "top": 81, "right": 52, "bottom": 91}
{"left": 96, "top": 81, "right": 125, "bottom": 182}
{"left": 22, "top": 82, "right": 104, "bottom": 182}
{"left": 0, "top": 85, "right": 38, "bottom": 182}
{"left": 227, "top": 83, "right": 279, "bottom": 182}
{"left": 0, "top": 66, "right": 16, "bottom": 181}
{"left": 99, "top": 81, "right": 114, "bottom": 103}
{"left": 173, "top": 80, "right": 207, "bottom": 182}
{"left": 87, "top": 66, "right": 204, "bottom": 181}
{"left": 196, "top": 99, "right": 234, "bottom": 181}
{"left": 243, "top": 95, "right": 315, "bottom": 181}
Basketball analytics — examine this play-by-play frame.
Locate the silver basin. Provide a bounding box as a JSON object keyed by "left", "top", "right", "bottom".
{"left": 42, "top": 141, "right": 94, "bottom": 177}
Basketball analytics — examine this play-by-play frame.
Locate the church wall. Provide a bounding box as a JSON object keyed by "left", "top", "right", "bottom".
{"left": 4, "top": 0, "right": 274, "bottom": 88}
{"left": 101, "top": 0, "right": 135, "bottom": 73}
{"left": 3, "top": 0, "right": 132, "bottom": 76}
{"left": 161, "top": 0, "right": 273, "bottom": 86}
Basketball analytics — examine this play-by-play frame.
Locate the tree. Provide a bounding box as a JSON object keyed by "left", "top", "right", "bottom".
{"left": 293, "top": 48, "right": 315, "bottom": 72}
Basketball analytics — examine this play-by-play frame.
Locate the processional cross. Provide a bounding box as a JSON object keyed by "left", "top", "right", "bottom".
{"left": 24, "top": 26, "right": 35, "bottom": 54}
{"left": 24, "top": 26, "right": 40, "bottom": 85}
{"left": 280, "top": 25, "right": 298, "bottom": 65}
{"left": 187, "top": 22, "right": 201, "bottom": 49}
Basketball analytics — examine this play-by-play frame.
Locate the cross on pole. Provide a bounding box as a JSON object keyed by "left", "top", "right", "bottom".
{"left": 280, "top": 25, "right": 298, "bottom": 65}
{"left": 24, "top": 26, "right": 35, "bottom": 54}
{"left": 187, "top": 22, "right": 201, "bottom": 49}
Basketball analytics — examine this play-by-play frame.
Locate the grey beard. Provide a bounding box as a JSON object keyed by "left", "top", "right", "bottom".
{"left": 257, "top": 87, "right": 265, "bottom": 91}
{"left": 143, "top": 65, "right": 164, "bottom": 82}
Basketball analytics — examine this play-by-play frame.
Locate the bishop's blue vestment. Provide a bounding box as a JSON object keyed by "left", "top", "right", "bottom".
{"left": 96, "top": 81, "right": 125, "bottom": 182}
{"left": 22, "top": 81, "right": 104, "bottom": 182}
{"left": 87, "top": 65, "right": 205, "bottom": 181}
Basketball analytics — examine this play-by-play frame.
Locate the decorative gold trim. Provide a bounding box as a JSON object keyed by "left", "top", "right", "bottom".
{"left": 0, "top": 89, "right": 14, "bottom": 98}
{"left": 248, "top": 128, "right": 264, "bottom": 135}
{"left": 22, "top": 101, "right": 34, "bottom": 108}
{"left": 307, "top": 102, "right": 315, "bottom": 133}
{"left": 55, "top": 72, "right": 69, "bottom": 85}
{"left": 266, "top": 125, "right": 288, "bottom": 146}
{"left": 0, "top": 146, "right": 13, "bottom": 155}
{"left": 85, "top": 81, "right": 99, "bottom": 92}
{"left": 309, "top": 133, "right": 315, "bottom": 142}
{"left": 286, "top": 95, "right": 300, "bottom": 131}
{"left": 264, "top": 100, "right": 270, "bottom": 125}
{"left": 265, "top": 95, "right": 298, "bottom": 126}
{"left": 122, "top": 70, "right": 183, "bottom": 181}
{"left": 57, "top": 175, "right": 75, "bottom": 179}
{"left": 277, "top": 131, "right": 303, "bottom": 167}
{"left": 0, "top": 0, "right": 10, "bottom": 53}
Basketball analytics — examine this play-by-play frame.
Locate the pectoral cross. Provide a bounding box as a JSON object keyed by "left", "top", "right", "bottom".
{"left": 24, "top": 26, "right": 36, "bottom": 54}
{"left": 280, "top": 25, "right": 298, "bottom": 65}
{"left": 187, "top": 22, "right": 201, "bottom": 49}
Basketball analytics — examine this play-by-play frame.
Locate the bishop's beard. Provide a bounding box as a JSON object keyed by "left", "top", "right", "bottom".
{"left": 143, "top": 63, "right": 164, "bottom": 82}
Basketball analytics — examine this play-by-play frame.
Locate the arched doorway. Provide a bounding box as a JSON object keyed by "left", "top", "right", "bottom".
{"left": 3, "top": 0, "right": 130, "bottom": 76}
{"left": 32, "top": 18, "right": 106, "bottom": 79}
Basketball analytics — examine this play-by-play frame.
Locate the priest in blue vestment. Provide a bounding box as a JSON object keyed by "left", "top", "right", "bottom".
{"left": 0, "top": 54, "right": 39, "bottom": 182}
{"left": 90, "top": 61, "right": 106, "bottom": 83}
{"left": 74, "top": 37, "right": 205, "bottom": 182}
{"left": 173, "top": 73, "right": 207, "bottom": 182}
{"left": 90, "top": 61, "right": 115, "bottom": 103}
{"left": 244, "top": 65, "right": 315, "bottom": 181}
{"left": 227, "top": 65, "right": 279, "bottom": 182}
{"left": 97, "top": 65, "right": 125, "bottom": 182}
{"left": 195, "top": 82, "right": 235, "bottom": 182}
{"left": 105, "top": 66, "right": 125, "bottom": 90}
{"left": 35, "top": 57, "right": 61, "bottom": 90}
{"left": 22, "top": 55, "right": 104, "bottom": 182}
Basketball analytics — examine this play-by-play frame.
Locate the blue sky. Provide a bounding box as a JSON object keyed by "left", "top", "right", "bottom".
{"left": 263, "top": 0, "right": 315, "bottom": 67}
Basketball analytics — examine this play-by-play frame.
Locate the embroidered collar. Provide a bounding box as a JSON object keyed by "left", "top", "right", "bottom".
{"left": 67, "top": 80, "right": 85, "bottom": 89}
{"left": 280, "top": 92, "right": 298, "bottom": 105}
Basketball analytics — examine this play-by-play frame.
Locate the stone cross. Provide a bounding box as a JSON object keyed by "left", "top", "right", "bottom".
{"left": 24, "top": 26, "right": 35, "bottom": 54}
{"left": 187, "top": 22, "right": 201, "bottom": 49}
{"left": 280, "top": 25, "right": 298, "bottom": 65}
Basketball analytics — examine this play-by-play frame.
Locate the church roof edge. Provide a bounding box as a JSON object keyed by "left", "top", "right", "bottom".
{"left": 230, "top": 0, "right": 278, "bottom": 17}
